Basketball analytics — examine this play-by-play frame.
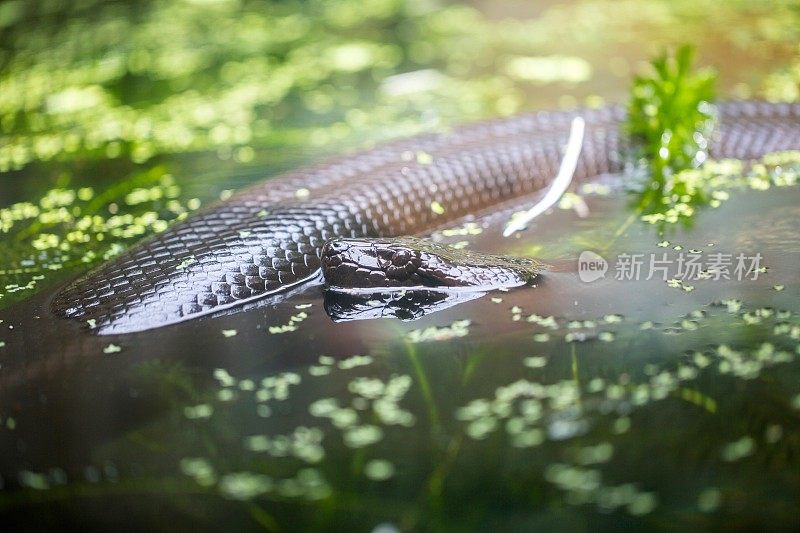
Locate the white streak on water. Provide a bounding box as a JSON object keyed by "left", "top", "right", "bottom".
{"left": 503, "top": 116, "right": 585, "bottom": 237}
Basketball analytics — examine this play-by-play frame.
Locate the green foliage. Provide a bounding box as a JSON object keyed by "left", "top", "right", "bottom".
{"left": 762, "top": 46, "right": 800, "bottom": 102}
{"left": 628, "top": 45, "right": 717, "bottom": 174}
{"left": 627, "top": 45, "right": 717, "bottom": 219}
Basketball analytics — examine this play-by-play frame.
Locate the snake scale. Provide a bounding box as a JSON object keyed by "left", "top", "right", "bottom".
{"left": 51, "top": 102, "right": 800, "bottom": 334}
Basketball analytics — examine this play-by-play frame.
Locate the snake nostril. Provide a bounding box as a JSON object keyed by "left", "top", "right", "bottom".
{"left": 323, "top": 239, "right": 348, "bottom": 256}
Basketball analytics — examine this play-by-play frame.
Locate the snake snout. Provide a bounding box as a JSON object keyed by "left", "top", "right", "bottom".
{"left": 321, "top": 238, "right": 383, "bottom": 289}
{"left": 321, "top": 238, "right": 349, "bottom": 258}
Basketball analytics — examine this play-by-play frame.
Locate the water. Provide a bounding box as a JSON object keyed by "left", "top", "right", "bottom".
{"left": 1, "top": 0, "right": 799, "bottom": 530}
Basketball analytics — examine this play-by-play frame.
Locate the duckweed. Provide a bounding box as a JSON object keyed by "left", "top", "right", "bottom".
{"left": 180, "top": 458, "right": 216, "bottom": 487}
{"left": 183, "top": 404, "right": 214, "bottom": 420}
{"left": 406, "top": 320, "right": 470, "bottom": 343}
{"left": 102, "top": 343, "right": 122, "bottom": 354}
{"left": 343, "top": 425, "right": 384, "bottom": 448}
{"left": 364, "top": 459, "right": 396, "bottom": 481}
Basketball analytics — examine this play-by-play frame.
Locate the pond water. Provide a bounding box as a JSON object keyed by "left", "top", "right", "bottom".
{"left": 1, "top": 0, "right": 799, "bottom": 530}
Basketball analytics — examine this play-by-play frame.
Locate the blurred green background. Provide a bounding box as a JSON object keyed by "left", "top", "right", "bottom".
{"left": 2, "top": 0, "right": 798, "bottom": 176}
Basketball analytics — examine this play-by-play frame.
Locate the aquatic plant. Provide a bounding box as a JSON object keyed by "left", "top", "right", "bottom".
{"left": 627, "top": 45, "right": 717, "bottom": 219}
{"left": 628, "top": 45, "right": 717, "bottom": 175}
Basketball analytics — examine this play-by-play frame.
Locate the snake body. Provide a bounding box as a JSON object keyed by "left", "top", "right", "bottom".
{"left": 51, "top": 103, "right": 800, "bottom": 334}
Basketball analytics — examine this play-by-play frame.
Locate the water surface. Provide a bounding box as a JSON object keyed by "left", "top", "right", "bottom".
{"left": 1, "top": 0, "right": 799, "bottom": 530}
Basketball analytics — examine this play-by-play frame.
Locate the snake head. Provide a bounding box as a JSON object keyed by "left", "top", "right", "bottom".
{"left": 322, "top": 236, "right": 540, "bottom": 293}
{"left": 321, "top": 237, "right": 423, "bottom": 290}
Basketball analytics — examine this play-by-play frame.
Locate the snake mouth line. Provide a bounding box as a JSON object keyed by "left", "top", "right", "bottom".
{"left": 322, "top": 280, "right": 533, "bottom": 295}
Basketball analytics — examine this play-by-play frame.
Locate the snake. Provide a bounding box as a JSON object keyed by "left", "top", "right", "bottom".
{"left": 50, "top": 102, "right": 800, "bottom": 334}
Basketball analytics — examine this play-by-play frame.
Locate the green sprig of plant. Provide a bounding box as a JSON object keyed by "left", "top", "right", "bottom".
{"left": 627, "top": 45, "right": 717, "bottom": 219}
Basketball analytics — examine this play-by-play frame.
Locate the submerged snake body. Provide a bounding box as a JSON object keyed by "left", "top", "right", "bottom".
{"left": 52, "top": 103, "right": 800, "bottom": 334}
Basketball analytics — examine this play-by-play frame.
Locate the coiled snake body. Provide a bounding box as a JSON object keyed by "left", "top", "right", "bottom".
{"left": 52, "top": 103, "right": 800, "bottom": 334}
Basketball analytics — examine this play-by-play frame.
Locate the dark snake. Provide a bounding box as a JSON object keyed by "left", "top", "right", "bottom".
{"left": 50, "top": 102, "right": 800, "bottom": 334}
